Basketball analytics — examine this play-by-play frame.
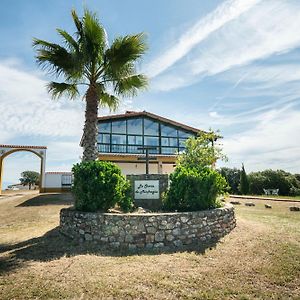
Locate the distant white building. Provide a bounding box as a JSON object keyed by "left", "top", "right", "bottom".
{"left": 43, "top": 172, "right": 72, "bottom": 193}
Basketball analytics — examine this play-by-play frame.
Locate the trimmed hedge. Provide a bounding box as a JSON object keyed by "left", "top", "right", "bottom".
{"left": 72, "top": 161, "right": 132, "bottom": 212}
{"left": 163, "top": 166, "right": 227, "bottom": 212}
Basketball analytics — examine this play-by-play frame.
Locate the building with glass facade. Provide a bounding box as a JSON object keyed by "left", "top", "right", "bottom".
{"left": 96, "top": 111, "right": 201, "bottom": 174}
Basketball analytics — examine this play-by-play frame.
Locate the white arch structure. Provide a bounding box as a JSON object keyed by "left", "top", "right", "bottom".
{"left": 0, "top": 144, "right": 47, "bottom": 194}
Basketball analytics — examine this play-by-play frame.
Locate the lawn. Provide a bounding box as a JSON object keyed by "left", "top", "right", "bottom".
{"left": 0, "top": 192, "right": 299, "bottom": 299}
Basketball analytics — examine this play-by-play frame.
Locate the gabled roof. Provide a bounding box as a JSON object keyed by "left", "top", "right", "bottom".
{"left": 97, "top": 110, "right": 202, "bottom": 134}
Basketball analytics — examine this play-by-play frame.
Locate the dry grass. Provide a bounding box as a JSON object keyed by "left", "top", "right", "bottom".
{"left": 0, "top": 192, "right": 299, "bottom": 300}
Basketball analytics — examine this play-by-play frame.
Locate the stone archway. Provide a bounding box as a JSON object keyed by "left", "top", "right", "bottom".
{"left": 0, "top": 144, "right": 47, "bottom": 195}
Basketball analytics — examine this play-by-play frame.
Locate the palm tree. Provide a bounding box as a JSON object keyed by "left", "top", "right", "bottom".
{"left": 33, "top": 9, "right": 147, "bottom": 161}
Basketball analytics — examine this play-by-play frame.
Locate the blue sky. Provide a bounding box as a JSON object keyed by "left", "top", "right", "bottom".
{"left": 1, "top": 0, "right": 300, "bottom": 187}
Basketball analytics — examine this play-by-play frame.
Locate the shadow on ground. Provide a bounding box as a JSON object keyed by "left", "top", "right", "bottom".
{"left": 0, "top": 226, "right": 220, "bottom": 275}
{"left": 16, "top": 193, "right": 74, "bottom": 207}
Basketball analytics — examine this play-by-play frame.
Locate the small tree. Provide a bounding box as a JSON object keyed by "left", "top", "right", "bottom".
{"left": 239, "top": 164, "right": 249, "bottom": 195}
{"left": 20, "top": 171, "right": 40, "bottom": 190}
{"left": 177, "top": 131, "right": 227, "bottom": 170}
{"left": 163, "top": 131, "right": 228, "bottom": 212}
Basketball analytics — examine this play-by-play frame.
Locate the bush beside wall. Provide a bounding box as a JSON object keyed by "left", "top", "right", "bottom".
{"left": 72, "top": 161, "right": 133, "bottom": 212}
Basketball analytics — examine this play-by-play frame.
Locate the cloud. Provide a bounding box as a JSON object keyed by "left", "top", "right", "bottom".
{"left": 221, "top": 107, "right": 300, "bottom": 173}
{"left": 149, "top": 0, "right": 300, "bottom": 91}
{"left": 144, "top": 0, "right": 261, "bottom": 78}
{"left": 0, "top": 60, "right": 85, "bottom": 142}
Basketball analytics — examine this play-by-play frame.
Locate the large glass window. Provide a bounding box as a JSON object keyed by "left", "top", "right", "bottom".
{"left": 144, "top": 118, "right": 159, "bottom": 136}
{"left": 178, "top": 130, "right": 192, "bottom": 138}
{"left": 161, "top": 137, "right": 178, "bottom": 147}
{"left": 179, "top": 138, "right": 188, "bottom": 147}
{"left": 98, "top": 144, "right": 110, "bottom": 152}
{"left": 161, "top": 124, "right": 177, "bottom": 137}
{"left": 111, "top": 145, "right": 126, "bottom": 153}
{"left": 127, "top": 118, "right": 142, "bottom": 134}
{"left": 128, "top": 135, "right": 143, "bottom": 145}
{"left": 127, "top": 145, "right": 143, "bottom": 154}
{"left": 112, "top": 120, "right": 126, "bottom": 134}
{"left": 161, "top": 147, "right": 178, "bottom": 154}
{"left": 111, "top": 134, "right": 126, "bottom": 144}
{"left": 144, "top": 136, "right": 159, "bottom": 146}
{"left": 97, "top": 116, "right": 196, "bottom": 155}
{"left": 98, "top": 122, "right": 111, "bottom": 133}
{"left": 98, "top": 133, "right": 110, "bottom": 144}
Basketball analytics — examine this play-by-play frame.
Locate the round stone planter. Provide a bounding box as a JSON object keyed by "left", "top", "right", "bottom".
{"left": 60, "top": 204, "right": 236, "bottom": 251}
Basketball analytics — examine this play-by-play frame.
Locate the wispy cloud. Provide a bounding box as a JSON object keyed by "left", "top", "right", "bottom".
{"left": 149, "top": 0, "right": 300, "bottom": 91}
{"left": 144, "top": 0, "right": 261, "bottom": 78}
{"left": 0, "top": 59, "right": 85, "bottom": 141}
{"left": 221, "top": 106, "right": 300, "bottom": 173}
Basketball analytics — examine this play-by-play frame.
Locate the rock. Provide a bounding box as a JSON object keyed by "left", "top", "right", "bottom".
{"left": 289, "top": 206, "right": 300, "bottom": 211}
{"left": 155, "top": 231, "right": 165, "bottom": 242}
{"left": 245, "top": 202, "right": 255, "bottom": 207}
{"left": 265, "top": 204, "right": 272, "bottom": 209}
{"left": 173, "top": 240, "right": 183, "bottom": 247}
{"left": 108, "top": 208, "right": 122, "bottom": 214}
{"left": 230, "top": 201, "right": 241, "bottom": 205}
{"left": 166, "top": 234, "right": 175, "bottom": 241}
{"left": 134, "top": 207, "right": 150, "bottom": 214}
{"left": 146, "top": 234, "right": 155, "bottom": 243}
{"left": 146, "top": 226, "right": 156, "bottom": 234}
{"left": 172, "top": 228, "right": 181, "bottom": 236}
{"left": 84, "top": 233, "right": 92, "bottom": 241}
{"left": 154, "top": 242, "right": 164, "bottom": 248}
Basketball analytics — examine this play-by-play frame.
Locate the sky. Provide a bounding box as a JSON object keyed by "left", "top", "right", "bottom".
{"left": 1, "top": 0, "right": 300, "bottom": 187}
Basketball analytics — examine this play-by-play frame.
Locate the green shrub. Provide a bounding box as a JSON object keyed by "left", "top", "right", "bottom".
{"left": 163, "top": 166, "right": 227, "bottom": 212}
{"left": 72, "top": 161, "right": 133, "bottom": 212}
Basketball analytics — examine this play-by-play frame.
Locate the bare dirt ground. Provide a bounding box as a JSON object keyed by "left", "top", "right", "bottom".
{"left": 0, "top": 192, "right": 299, "bottom": 299}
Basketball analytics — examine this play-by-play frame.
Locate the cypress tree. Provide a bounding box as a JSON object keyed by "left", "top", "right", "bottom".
{"left": 239, "top": 164, "right": 249, "bottom": 195}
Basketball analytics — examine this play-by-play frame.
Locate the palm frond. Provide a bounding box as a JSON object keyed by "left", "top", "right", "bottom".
{"left": 82, "top": 9, "right": 107, "bottom": 65}
{"left": 71, "top": 9, "right": 83, "bottom": 36}
{"left": 47, "top": 82, "right": 79, "bottom": 100}
{"left": 104, "top": 33, "right": 147, "bottom": 73}
{"left": 33, "top": 38, "right": 83, "bottom": 78}
{"left": 99, "top": 92, "right": 120, "bottom": 111}
{"left": 114, "top": 74, "right": 148, "bottom": 97}
{"left": 95, "top": 83, "right": 119, "bottom": 111}
{"left": 56, "top": 29, "right": 79, "bottom": 52}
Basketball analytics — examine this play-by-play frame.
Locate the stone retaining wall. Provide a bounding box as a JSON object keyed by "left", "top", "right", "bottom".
{"left": 60, "top": 204, "right": 236, "bottom": 251}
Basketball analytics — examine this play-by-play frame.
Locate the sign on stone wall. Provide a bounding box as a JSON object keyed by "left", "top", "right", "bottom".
{"left": 127, "top": 174, "right": 169, "bottom": 210}
{"left": 134, "top": 180, "right": 159, "bottom": 199}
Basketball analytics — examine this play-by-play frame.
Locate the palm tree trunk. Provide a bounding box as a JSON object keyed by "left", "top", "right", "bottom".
{"left": 82, "top": 85, "right": 99, "bottom": 161}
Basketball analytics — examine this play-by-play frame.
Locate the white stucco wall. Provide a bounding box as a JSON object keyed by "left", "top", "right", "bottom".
{"left": 44, "top": 172, "right": 72, "bottom": 188}
{"left": 113, "top": 162, "right": 175, "bottom": 175}
{"left": 45, "top": 173, "right": 62, "bottom": 188}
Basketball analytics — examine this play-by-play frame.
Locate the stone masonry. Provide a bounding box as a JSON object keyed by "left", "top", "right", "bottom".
{"left": 60, "top": 204, "right": 236, "bottom": 251}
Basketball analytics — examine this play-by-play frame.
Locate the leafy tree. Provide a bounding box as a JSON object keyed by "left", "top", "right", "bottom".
{"left": 177, "top": 131, "right": 227, "bottom": 170}
{"left": 20, "top": 171, "right": 40, "bottom": 190}
{"left": 33, "top": 9, "right": 147, "bottom": 161}
{"left": 239, "top": 164, "right": 249, "bottom": 195}
{"left": 219, "top": 167, "right": 241, "bottom": 194}
{"left": 248, "top": 169, "right": 295, "bottom": 196}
